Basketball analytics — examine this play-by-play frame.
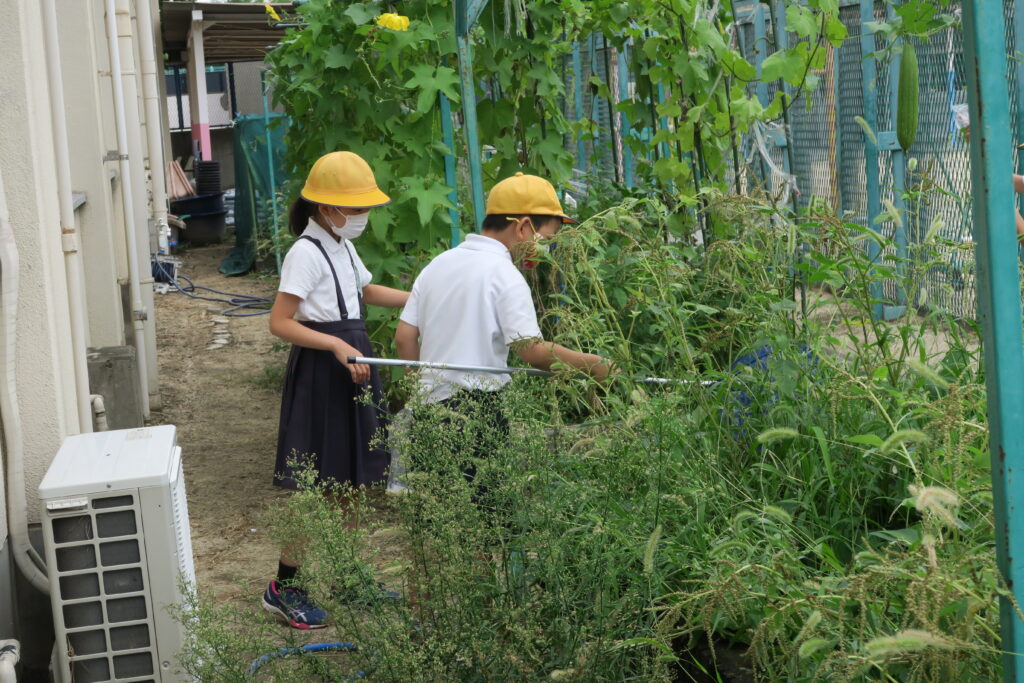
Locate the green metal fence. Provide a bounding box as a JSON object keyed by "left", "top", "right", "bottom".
{"left": 730, "top": 1, "right": 1017, "bottom": 321}
{"left": 534, "top": 1, "right": 1019, "bottom": 320}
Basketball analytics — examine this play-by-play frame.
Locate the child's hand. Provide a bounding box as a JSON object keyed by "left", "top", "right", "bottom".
{"left": 334, "top": 341, "right": 371, "bottom": 384}
{"left": 589, "top": 356, "right": 618, "bottom": 382}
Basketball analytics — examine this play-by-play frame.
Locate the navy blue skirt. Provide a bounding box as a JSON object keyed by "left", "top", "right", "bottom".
{"left": 273, "top": 319, "right": 389, "bottom": 490}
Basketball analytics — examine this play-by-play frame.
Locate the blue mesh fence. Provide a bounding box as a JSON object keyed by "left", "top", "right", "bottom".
{"left": 553, "top": 1, "right": 1018, "bottom": 320}
{"left": 728, "top": 0, "right": 1017, "bottom": 320}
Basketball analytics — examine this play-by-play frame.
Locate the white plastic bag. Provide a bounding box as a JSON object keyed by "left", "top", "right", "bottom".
{"left": 386, "top": 406, "right": 413, "bottom": 494}
{"left": 952, "top": 103, "right": 970, "bottom": 131}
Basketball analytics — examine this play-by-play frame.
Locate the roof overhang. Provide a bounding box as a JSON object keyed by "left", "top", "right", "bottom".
{"left": 161, "top": 1, "right": 295, "bottom": 65}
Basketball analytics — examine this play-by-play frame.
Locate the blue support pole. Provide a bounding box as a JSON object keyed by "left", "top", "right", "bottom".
{"left": 656, "top": 83, "right": 671, "bottom": 164}
{"left": 751, "top": 4, "right": 772, "bottom": 186}
{"left": 1015, "top": 0, "right": 1024, "bottom": 226}
{"left": 617, "top": 42, "right": 634, "bottom": 188}
{"left": 439, "top": 91, "right": 461, "bottom": 246}
{"left": 589, "top": 33, "right": 606, "bottom": 173}
{"left": 833, "top": 21, "right": 844, "bottom": 215}
{"left": 886, "top": 2, "right": 909, "bottom": 308}
{"left": 770, "top": 0, "right": 793, "bottom": 182}
{"left": 573, "top": 43, "right": 587, "bottom": 174}
{"left": 962, "top": 2, "right": 1024, "bottom": 677}
{"left": 261, "top": 70, "right": 281, "bottom": 273}
{"left": 456, "top": 0, "right": 488, "bottom": 231}
{"left": 860, "top": 0, "right": 884, "bottom": 320}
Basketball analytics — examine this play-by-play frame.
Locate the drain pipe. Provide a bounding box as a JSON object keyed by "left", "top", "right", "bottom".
{"left": 104, "top": 0, "right": 151, "bottom": 416}
{"left": 42, "top": 0, "right": 93, "bottom": 434}
{"left": 135, "top": 0, "right": 170, "bottom": 255}
{"left": 0, "top": 640, "right": 20, "bottom": 683}
{"left": 90, "top": 394, "right": 109, "bottom": 432}
{"left": 0, "top": 169, "right": 49, "bottom": 594}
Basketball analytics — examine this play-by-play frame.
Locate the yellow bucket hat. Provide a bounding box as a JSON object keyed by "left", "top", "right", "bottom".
{"left": 485, "top": 172, "right": 576, "bottom": 223}
{"left": 300, "top": 151, "right": 391, "bottom": 208}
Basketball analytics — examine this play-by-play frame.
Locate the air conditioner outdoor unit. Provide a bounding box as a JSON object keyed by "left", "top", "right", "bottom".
{"left": 39, "top": 425, "right": 195, "bottom": 683}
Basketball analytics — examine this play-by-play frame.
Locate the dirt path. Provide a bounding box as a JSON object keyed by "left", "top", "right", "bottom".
{"left": 152, "top": 245, "right": 289, "bottom": 605}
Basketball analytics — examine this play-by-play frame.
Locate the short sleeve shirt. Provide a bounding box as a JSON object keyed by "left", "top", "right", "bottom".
{"left": 400, "top": 233, "right": 542, "bottom": 402}
{"left": 278, "top": 219, "right": 373, "bottom": 322}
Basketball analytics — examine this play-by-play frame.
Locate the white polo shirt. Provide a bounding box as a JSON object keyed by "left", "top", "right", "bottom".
{"left": 400, "top": 233, "right": 543, "bottom": 403}
{"left": 278, "top": 219, "right": 373, "bottom": 321}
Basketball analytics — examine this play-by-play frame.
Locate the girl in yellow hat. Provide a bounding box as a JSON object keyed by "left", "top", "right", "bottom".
{"left": 263, "top": 151, "right": 408, "bottom": 628}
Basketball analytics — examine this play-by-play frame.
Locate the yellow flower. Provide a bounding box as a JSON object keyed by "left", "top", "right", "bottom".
{"left": 263, "top": 3, "right": 281, "bottom": 22}
{"left": 376, "top": 13, "right": 410, "bottom": 31}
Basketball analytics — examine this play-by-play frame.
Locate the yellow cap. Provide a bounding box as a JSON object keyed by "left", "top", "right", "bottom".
{"left": 300, "top": 151, "right": 391, "bottom": 208}
{"left": 485, "top": 172, "right": 575, "bottom": 223}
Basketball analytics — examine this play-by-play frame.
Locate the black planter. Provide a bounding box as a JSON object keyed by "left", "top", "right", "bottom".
{"left": 181, "top": 210, "right": 228, "bottom": 246}
{"left": 170, "top": 191, "right": 224, "bottom": 216}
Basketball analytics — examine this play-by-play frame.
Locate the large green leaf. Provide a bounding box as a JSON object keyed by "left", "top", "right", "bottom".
{"left": 404, "top": 65, "right": 461, "bottom": 114}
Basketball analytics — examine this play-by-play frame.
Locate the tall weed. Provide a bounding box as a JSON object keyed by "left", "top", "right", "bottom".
{"left": 180, "top": 196, "right": 1002, "bottom": 681}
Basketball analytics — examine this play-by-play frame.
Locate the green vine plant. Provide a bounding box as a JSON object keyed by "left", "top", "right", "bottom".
{"left": 265, "top": 0, "right": 848, "bottom": 348}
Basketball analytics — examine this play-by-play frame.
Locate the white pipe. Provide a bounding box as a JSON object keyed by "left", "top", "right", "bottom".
{"left": 136, "top": 0, "right": 171, "bottom": 256}
{"left": 0, "top": 169, "right": 49, "bottom": 594}
{"left": 91, "top": 395, "right": 108, "bottom": 431}
{"left": 0, "top": 639, "right": 20, "bottom": 683}
{"left": 42, "top": 0, "right": 93, "bottom": 434}
{"left": 104, "top": 0, "right": 151, "bottom": 416}
{"left": 90, "top": 394, "right": 109, "bottom": 432}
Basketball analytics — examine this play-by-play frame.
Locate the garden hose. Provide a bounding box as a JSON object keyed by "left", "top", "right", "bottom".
{"left": 152, "top": 260, "right": 273, "bottom": 317}
{"left": 247, "top": 641, "right": 363, "bottom": 677}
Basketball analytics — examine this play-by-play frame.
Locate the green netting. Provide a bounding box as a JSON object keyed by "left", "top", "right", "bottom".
{"left": 219, "top": 113, "right": 288, "bottom": 276}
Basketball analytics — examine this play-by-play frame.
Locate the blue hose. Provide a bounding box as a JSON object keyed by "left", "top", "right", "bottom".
{"left": 247, "top": 641, "right": 364, "bottom": 677}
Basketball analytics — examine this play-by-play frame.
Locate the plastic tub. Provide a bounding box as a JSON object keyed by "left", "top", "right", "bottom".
{"left": 181, "top": 210, "right": 227, "bottom": 246}
{"left": 170, "top": 191, "right": 224, "bottom": 217}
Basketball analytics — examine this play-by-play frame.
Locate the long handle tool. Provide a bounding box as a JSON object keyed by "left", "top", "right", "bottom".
{"left": 347, "top": 356, "right": 716, "bottom": 386}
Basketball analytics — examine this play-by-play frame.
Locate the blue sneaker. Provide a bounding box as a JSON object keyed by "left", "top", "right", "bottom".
{"left": 262, "top": 580, "right": 329, "bottom": 630}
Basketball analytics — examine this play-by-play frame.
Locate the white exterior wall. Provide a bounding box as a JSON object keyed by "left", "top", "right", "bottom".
{"left": 0, "top": 0, "right": 83, "bottom": 522}
{"left": 0, "top": 0, "right": 165, "bottom": 533}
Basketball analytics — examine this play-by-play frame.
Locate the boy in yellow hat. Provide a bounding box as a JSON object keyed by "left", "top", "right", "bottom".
{"left": 394, "top": 172, "right": 611, "bottom": 519}
{"left": 264, "top": 151, "right": 408, "bottom": 628}
{"left": 396, "top": 171, "right": 610, "bottom": 398}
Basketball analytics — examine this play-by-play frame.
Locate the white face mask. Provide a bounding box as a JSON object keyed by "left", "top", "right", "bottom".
{"left": 327, "top": 210, "right": 369, "bottom": 240}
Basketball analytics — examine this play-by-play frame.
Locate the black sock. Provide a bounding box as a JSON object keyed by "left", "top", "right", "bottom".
{"left": 277, "top": 561, "right": 298, "bottom": 585}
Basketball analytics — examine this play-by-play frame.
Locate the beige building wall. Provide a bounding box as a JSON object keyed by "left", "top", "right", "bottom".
{"left": 0, "top": 0, "right": 84, "bottom": 521}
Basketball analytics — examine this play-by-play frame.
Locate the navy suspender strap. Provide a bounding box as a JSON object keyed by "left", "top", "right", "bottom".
{"left": 299, "top": 235, "right": 356, "bottom": 320}
{"left": 342, "top": 241, "right": 368, "bottom": 319}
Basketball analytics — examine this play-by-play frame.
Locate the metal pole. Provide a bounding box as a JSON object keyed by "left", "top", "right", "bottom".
{"left": 439, "top": 91, "right": 461, "bottom": 246}
{"left": 886, "top": 3, "right": 909, "bottom": 307}
{"left": 1015, "top": 0, "right": 1024, "bottom": 234}
{"left": 573, "top": 42, "right": 587, "bottom": 173}
{"left": 347, "top": 356, "right": 717, "bottom": 386}
{"left": 456, "top": 0, "right": 488, "bottom": 231}
{"left": 261, "top": 70, "right": 281, "bottom": 273}
{"left": 174, "top": 66, "right": 186, "bottom": 131}
{"left": 860, "top": 0, "right": 885, "bottom": 320}
{"left": 617, "top": 41, "right": 634, "bottom": 188}
{"left": 962, "top": 1, "right": 1024, "bottom": 677}
{"left": 227, "top": 62, "right": 239, "bottom": 119}
{"left": 751, "top": 4, "right": 772, "bottom": 187}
